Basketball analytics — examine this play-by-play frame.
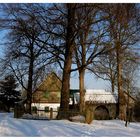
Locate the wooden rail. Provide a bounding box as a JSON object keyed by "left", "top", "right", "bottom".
{"left": 32, "top": 108, "right": 80, "bottom": 120}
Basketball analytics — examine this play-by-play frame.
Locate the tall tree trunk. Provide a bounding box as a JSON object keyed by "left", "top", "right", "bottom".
{"left": 26, "top": 45, "right": 34, "bottom": 114}
{"left": 110, "top": 69, "right": 115, "bottom": 93}
{"left": 79, "top": 29, "right": 86, "bottom": 114}
{"left": 116, "top": 42, "right": 125, "bottom": 120}
{"left": 59, "top": 4, "right": 76, "bottom": 119}
{"left": 111, "top": 79, "right": 115, "bottom": 94}
{"left": 79, "top": 69, "right": 85, "bottom": 114}
{"left": 125, "top": 79, "right": 130, "bottom": 127}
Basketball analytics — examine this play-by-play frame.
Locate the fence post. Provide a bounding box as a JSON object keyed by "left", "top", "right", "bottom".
{"left": 50, "top": 108, "right": 53, "bottom": 119}
{"left": 14, "top": 103, "right": 25, "bottom": 118}
{"left": 85, "top": 105, "right": 93, "bottom": 124}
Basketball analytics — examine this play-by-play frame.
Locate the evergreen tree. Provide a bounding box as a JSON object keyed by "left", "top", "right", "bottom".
{"left": 0, "top": 75, "right": 21, "bottom": 112}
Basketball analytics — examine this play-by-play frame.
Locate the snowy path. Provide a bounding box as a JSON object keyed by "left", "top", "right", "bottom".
{"left": 0, "top": 113, "right": 140, "bottom": 137}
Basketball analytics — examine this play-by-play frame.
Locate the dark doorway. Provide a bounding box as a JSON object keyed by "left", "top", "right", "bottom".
{"left": 94, "top": 105, "right": 110, "bottom": 120}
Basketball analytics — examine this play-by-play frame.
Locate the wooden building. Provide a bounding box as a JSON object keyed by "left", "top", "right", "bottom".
{"left": 32, "top": 72, "right": 62, "bottom": 110}
{"left": 31, "top": 72, "right": 137, "bottom": 121}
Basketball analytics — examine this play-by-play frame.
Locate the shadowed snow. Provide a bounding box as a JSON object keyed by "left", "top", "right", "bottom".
{"left": 0, "top": 113, "right": 140, "bottom": 137}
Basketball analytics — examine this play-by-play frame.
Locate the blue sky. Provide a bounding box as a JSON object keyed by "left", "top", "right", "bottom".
{"left": 70, "top": 71, "right": 110, "bottom": 90}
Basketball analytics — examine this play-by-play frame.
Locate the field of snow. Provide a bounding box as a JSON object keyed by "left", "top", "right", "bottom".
{"left": 0, "top": 113, "right": 140, "bottom": 137}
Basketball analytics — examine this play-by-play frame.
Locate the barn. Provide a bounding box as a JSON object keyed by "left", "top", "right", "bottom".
{"left": 70, "top": 89, "right": 136, "bottom": 122}
{"left": 70, "top": 89, "right": 118, "bottom": 120}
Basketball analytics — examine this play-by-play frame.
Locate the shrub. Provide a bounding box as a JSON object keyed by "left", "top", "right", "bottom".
{"left": 45, "top": 106, "right": 49, "bottom": 112}
{"left": 32, "top": 106, "right": 37, "bottom": 113}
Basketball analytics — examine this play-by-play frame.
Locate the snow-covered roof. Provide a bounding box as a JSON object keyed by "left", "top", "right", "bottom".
{"left": 85, "top": 89, "right": 118, "bottom": 103}
{"left": 74, "top": 89, "right": 118, "bottom": 104}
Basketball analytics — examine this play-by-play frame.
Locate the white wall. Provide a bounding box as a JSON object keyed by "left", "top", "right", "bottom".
{"left": 32, "top": 103, "right": 60, "bottom": 111}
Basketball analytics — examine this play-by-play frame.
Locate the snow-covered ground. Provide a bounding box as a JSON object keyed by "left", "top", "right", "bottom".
{"left": 0, "top": 113, "right": 140, "bottom": 137}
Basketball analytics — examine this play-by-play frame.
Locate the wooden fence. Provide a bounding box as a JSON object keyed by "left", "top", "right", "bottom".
{"left": 32, "top": 108, "right": 80, "bottom": 120}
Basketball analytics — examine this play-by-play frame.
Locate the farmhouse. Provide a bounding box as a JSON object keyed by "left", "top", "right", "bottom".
{"left": 31, "top": 72, "right": 136, "bottom": 121}
{"left": 32, "top": 72, "right": 61, "bottom": 110}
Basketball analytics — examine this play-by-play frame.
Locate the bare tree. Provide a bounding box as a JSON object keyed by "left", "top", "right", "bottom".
{"left": 89, "top": 50, "right": 117, "bottom": 93}
{"left": 92, "top": 4, "right": 140, "bottom": 120}
{"left": 37, "top": 4, "right": 78, "bottom": 118}
{"left": 72, "top": 4, "right": 111, "bottom": 114}
{"left": 0, "top": 4, "right": 54, "bottom": 113}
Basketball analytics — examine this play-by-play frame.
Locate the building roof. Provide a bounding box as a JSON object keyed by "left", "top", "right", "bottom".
{"left": 85, "top": 89, "right": 118, "bottom": 103}
{"left": 32, "top": 72, "right": 62, "bottom": 103}
{"left": 72, "top": 89, "right": 118, "bottom": 104}
{"left": 33, "top": 72, "right": 62, "bottom": 93}
{"left": 73, "top": 89, "right": 137, "bottom": 104}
